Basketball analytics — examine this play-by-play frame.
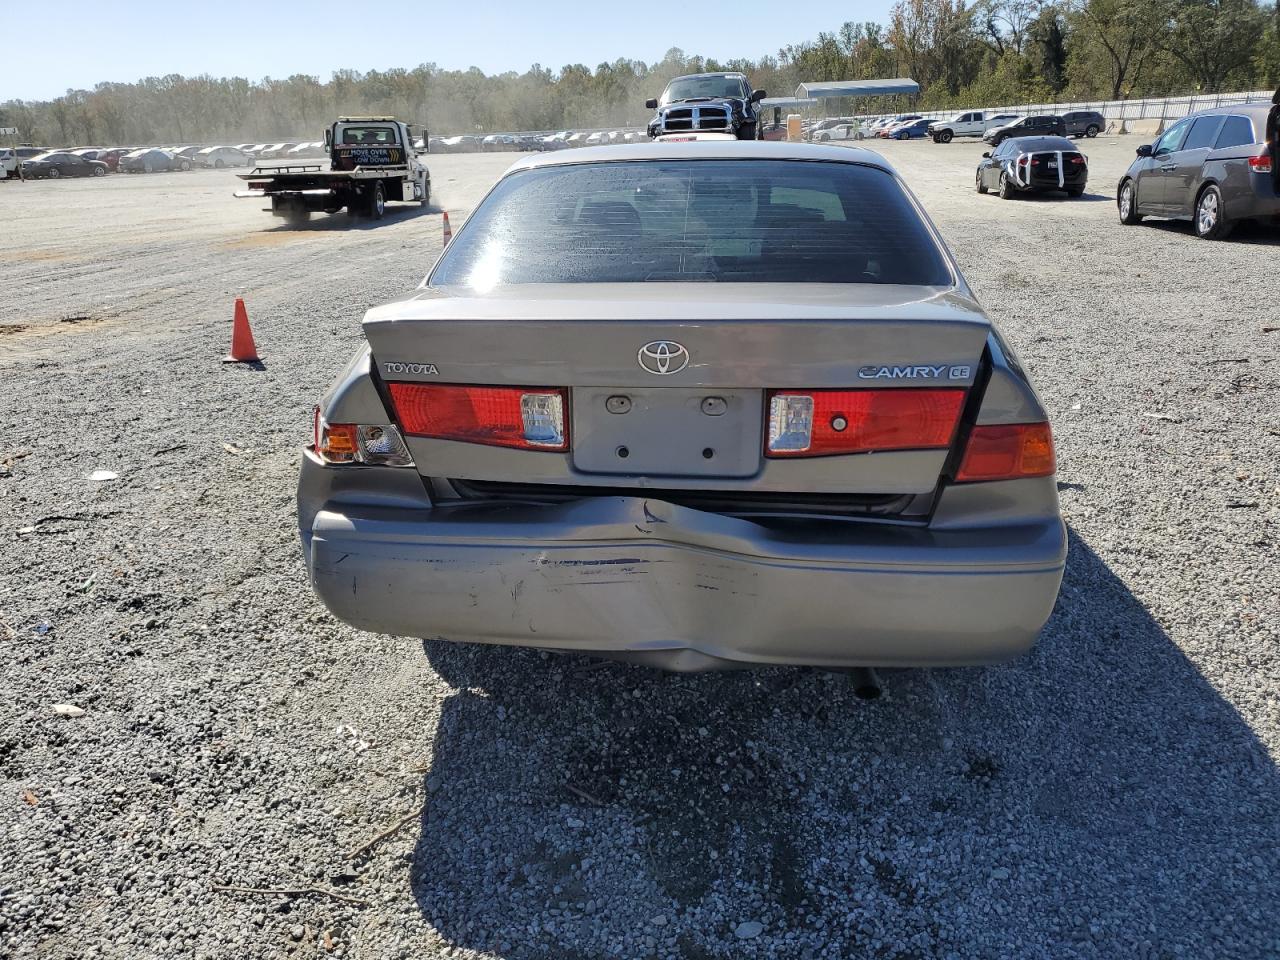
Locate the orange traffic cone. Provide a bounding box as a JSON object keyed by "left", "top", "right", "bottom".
{"left": 223, "top": 297, "right": 260, "bottom": 363}
{"left": 442, "top": 211, "right": 452, "bottom": 244}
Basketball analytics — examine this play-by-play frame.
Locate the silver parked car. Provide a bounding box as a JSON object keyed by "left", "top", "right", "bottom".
{"left": 300, "top": 141, "right": 1066, "bottom": 671}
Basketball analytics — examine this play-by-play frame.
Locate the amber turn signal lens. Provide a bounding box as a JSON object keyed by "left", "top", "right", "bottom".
{"left": 313, "top": 407, "right": 359, "bottom": 463}
{"left": 955, "top": 422, "right": 1055, "bottom": 483}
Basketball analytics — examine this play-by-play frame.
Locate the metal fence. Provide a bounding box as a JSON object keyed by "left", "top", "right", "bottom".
{"left": 864, "top": 89, "right": 1276, "bottom": 125}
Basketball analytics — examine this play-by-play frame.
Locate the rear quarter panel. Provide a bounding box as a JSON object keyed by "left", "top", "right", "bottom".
{"left": 1205, "top": 153, "right": 1267, "bottom": 220}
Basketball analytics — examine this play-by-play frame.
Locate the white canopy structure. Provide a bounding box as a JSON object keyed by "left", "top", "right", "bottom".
{"left": 795, "top": 79, "right": 921, "bottom": 100}
{"left": 758, "top": 97, "right": 811, "bottom": 111}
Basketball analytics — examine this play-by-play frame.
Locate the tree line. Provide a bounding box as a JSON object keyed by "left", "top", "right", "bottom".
{"left": 3, "top": 0, "right": 1279, "bottom": 147}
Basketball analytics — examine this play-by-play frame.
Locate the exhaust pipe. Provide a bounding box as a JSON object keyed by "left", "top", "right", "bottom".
{"left": 850, "top": 666, "right": 882, "bottom": 701}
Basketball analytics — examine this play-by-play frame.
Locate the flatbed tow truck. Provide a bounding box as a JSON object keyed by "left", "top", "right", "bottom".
{"left": 235, "top": 117, "right": 430, "bottom": 223}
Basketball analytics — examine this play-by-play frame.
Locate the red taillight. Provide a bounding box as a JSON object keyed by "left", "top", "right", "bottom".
{"left": 766, "top": 389, "right": 966, "bottom": 458}
{"left": 1071, "top": 155, "right": 1086, "bottom": 165}
{"left": 388, "top": 383, "right": 568, "bottom": 451}
{"left": 1248, "top": 153, "right": 1272, "bottom": 174}
{"left": 1018, "top": 156, "right": 1029, "bottom": 166}
{"left": 955, "top": 422, "right": 1055, "bottom": 482}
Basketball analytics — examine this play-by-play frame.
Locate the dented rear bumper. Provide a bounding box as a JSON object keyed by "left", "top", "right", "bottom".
{"left": 299, "top": 453, "right": 1066, "bottom": 670}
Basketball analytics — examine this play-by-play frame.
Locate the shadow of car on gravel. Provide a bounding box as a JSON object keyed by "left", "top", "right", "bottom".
{"left": 1132, "top": 217, "right": 1280, "bottom": 245}
{"left": 263, "top": 203, "right": 442, "bottom": 233}
{"left": 407, "top": 529, "right": 1280, "bottom": 958}
{"left": 1004, "top": 191, "right": 1111, "bottom": 203}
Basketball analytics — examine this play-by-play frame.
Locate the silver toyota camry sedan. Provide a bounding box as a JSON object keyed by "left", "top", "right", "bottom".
{"left": 299, "top": 141, "right": 1066, "bottom": 671}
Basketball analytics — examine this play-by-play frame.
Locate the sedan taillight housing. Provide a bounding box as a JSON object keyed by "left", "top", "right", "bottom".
{"left": 955, "top": 422, "right": 1055, "bottom": 482}
{"left": 388, "top": 383, "right": 569, "bottom": 452}
{"left": 313, "top": 407, "right": 415, "bottom": 467}
{"left": 766, "top": 389, "right": 966, "bottom": 457}
{"left": 1247, "top": 153, "right": 1273, "bottom": 174}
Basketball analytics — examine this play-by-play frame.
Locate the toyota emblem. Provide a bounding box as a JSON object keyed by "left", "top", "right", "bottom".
{"left": 637, "top": 340, "right": 689, "bottom": 375}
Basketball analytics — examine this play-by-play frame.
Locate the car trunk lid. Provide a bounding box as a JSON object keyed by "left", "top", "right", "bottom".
{"left": 363, "top": 283, "right": 991, "bottom": 496}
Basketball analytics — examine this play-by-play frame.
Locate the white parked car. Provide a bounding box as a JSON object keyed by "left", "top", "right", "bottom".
{"left": 814, "top": 123, "right": 863, "bottom": 142}
{"left": 982, "top": 115, "right": 1021, "bottom": 135}
{"left": 286, "top": 141, "right": 325, "bottom": 158}
{"left": 196, "top": 146, "right": 255, "bottom": 168}
{"left": 258, "top": 142, "right": 299, "bottom": 159}
{"left": 927, "top": 111, "right": 998, "bottom": 143}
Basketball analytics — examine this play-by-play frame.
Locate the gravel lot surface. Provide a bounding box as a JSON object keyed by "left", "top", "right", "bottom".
{"left": 2, "top": 139, "right": 1278, "bottom": 959}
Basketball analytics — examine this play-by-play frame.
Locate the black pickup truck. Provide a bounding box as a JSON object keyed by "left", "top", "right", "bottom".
{"left": 645, "top": 73, "right": 767, "bottom": 140}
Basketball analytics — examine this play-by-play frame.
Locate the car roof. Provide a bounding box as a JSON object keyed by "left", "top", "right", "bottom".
{"left": 668, "top": 72, "right": 747, "bottom": 82}
{"left": 1005, "top": 136, "right": 1077, "bottom": 151}
{"left": 506, "top": 140, "right": 895, "bottom": 174}
{"left": 1177, "top": 103, "right": 1271, "bottom": 121}
{"left": 653, "top": 132, "right": 738, "bottom": 142}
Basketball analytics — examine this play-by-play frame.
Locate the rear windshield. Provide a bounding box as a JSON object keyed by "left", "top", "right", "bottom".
{"left": 1019, "top": 137, "right": 1077, "bottom": 152}
{"left": 430, "top": 159, "right": 952, "bottom": 288}
{"left": 341, "top": 126, "right": 397, "bottom": 145}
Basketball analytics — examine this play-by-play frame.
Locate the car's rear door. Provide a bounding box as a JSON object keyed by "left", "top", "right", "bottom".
{"left": 983, "top": 141, "right": 1007, "bottom": 189}
{"left": 1165, "top": 115, "right": 1224, "bottom": 215}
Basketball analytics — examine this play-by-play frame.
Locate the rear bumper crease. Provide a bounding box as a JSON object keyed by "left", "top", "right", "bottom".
{"left": 302, "top": 476, "right": 1067, "bottom": 669}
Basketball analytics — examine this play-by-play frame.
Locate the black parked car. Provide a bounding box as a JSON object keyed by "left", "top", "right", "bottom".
{"left": 20, "top": 151, "right": 109, "bottom": 179}
{"left": 983, "top": 115, "right": 1066, "bottom": 146}
{"left": 119, "top": 148, "right": 188, "bottom": 173}
{"left": 1117, "top": 102, "right": 1280, "bottom": 240}
{"left": 1062, "top": 110, "right": 1105, "bottom": 138}
{"left": 977, "top": 136, "right": 1088, "bottom": 199}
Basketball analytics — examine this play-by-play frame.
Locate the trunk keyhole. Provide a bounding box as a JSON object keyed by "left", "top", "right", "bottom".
{"left": 616, "top": 446, "right": 630, "bottom": 459}
{"left": 702, "top": 448, "right": 714, "bottom": 460}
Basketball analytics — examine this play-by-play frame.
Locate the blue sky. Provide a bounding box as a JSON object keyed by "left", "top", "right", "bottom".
{"left": 6, "top": 0, "right": 893, "bottom": 101}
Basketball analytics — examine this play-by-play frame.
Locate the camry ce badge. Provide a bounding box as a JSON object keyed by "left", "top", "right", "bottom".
{"left": 858, "top": 364, "right": 972, "bottom": 381}
{"left": 638, "top": 340, "right": 690, "bottom": 375}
